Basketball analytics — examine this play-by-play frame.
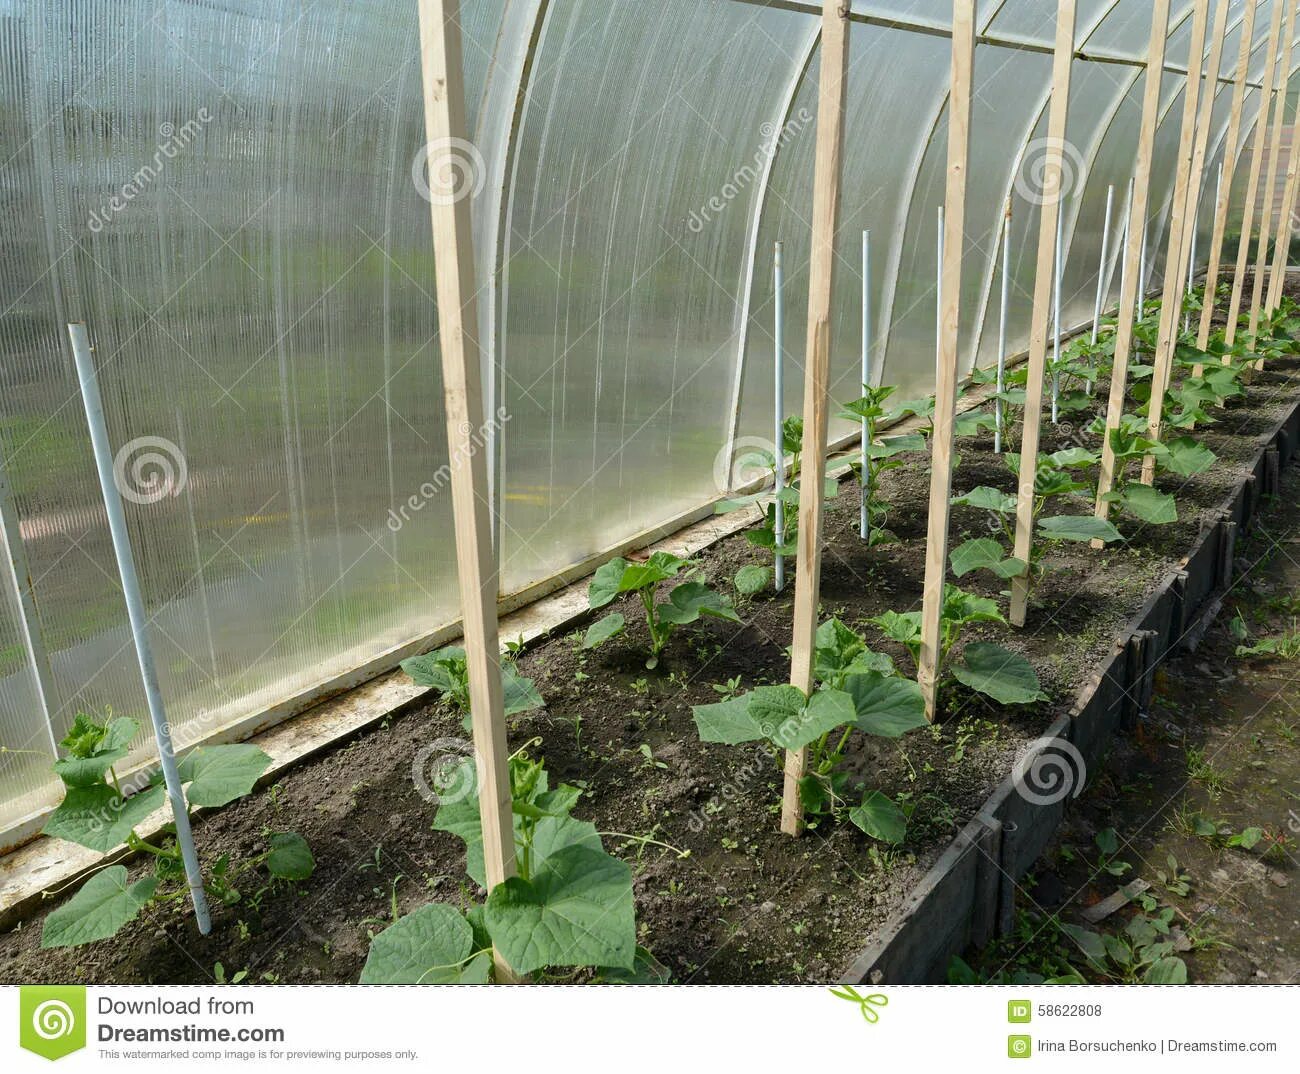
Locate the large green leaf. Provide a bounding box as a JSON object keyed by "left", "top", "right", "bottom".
{"left": 1144, "top": 957, "right": 1188, "bottom": 984}
{"left": 359, "top": 903, "right": 488, "bottom": 984}
{"left": 501, "top": 664, "right": 544, "bottom": 716}
{"left": 178, "top": 744, "right": 272, "bottom": 807}
{"left": 588, "top": 558, "right": 629, "bottom": 608}
{"left": 582, "top": 612, "right": 625, "bottom": 649}
{"left": 951, "top": 642, "right": 1044, "bottom": 705}
{"left": 848, "top": 791, "right": 907, "bottom": 845}
{"left": 658, "top": 581, "right": 741, "bottom": 625}
{"left": 1119, "top": 483, "right": 1178, "bottom": 524}
{"left": 814, "top": 618, "right": 894, "bottom": 685}
{"left": 42, "top": 866, "right": 158, "bottom": 948}
{"left": 53, "top": 717, "right": 139, "bottom": 788}
{"left": 400, "top": 646, "right": 466, "bottom": 694}
{"left": 842, "top": 673, "right": 927, "bottom": 737}
{"left": 745, "top": 685, "right": 805, "bottom": 737}
{"left": 692, "top": 695, "right": 763, "bottom": 745}
{"left": 869, "top": 433, "right": 927, "bottom": 458}
{"left": 734, "top": 564, "right": 771, "bottom": 596}
{"left": 1160, "top": 436, "right": 1216, "bottom": 476}
{"left": 1037, "top": 515, "right": 1123, "bottom": 543}
{"left": 771, "top": 688, "right": 856, "bottom": 751}
{"left": 952, "top": 486, "right": 1016, "bottom": 514}
{"left": 484, "top": 844, "right": 636, "bottom": 974}
{"left": 43, "top": 783, "right": 166, "bottom": 853}
{"left": 949, "top": 537, "right": 1010, "bottom": 578}
{"left": 266, "top": 832, "right": 315, "bottom": 881}
{"left": 1047, "top": 447, "right": 1099, "bottom": 469}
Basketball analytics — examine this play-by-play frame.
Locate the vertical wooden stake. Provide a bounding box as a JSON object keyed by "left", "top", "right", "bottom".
{"left": 1092, "top": 0, "right": 1172, "bottom": 541}
{"left": 417, "top": 0, "right": 517, "bottom": 980}
{"left": 1008, "top": 0, "right": 1077, "bottom": 629}
{"left": 781, "top": 0, "right": 849, "bottom": 837}
{"left": 1267, "top": 118, "right": 1300, "bottom": 316}
{"left": 916, "top": 0, "right": 976, "bottom": 721}
{"left": 1193, "top": 0, "right": 1257, "bottom": 371}
{"left": 1247, "top": 0, "right": 1299, "bottom": 347}
{"left": 1137, "top": 0, "right": 1211, "bottom": 486}
{"left": 1223, "top": 0, "right": 1286, "bottom": 353}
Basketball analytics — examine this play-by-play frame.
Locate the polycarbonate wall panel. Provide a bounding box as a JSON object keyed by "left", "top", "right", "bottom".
{"left": 0, "top": 0, "right": 1271, "bottom": 829}
{"left": 497, "top": 0, "right": 814, "bottom": 593}
{"left": 0, "top": 0, "right": 504, "bottom": 826}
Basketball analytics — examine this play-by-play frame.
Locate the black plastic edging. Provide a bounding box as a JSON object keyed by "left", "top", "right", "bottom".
{"left": 842, "top": 393, "right": 1300, "bottom": 985}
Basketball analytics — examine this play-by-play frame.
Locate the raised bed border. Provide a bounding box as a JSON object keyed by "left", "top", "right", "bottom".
{"left": 841, "top": 391, "right": 1300, "bottom": 985}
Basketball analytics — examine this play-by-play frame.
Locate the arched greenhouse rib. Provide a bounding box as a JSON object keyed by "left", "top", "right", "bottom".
{"left": 2, "top": 0, "right": 1300, "bottom": 988}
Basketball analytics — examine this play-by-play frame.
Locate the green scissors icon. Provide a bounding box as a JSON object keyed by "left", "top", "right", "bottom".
{"left": 829, "top": 986, "right": 888, "bottom": 1023}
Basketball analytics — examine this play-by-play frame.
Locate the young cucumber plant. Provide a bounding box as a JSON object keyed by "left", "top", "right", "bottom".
{"left": 582, "top": 551, "right": 739, "bottom": 668}
{"left": 1084, "top": 414, "right": 1217, "bottom": 527}
{"left": 872, "top": 585, "right": 1046, "bottom": 708}
{"left": 716, "top": 416, "right": 838, "bottom": 596}
{"left": 949, "top": 448, "right": 1122, "bottom": 594}
{"left": 400, "top": 645, "right": 544, "bottom": 729}
{"left": 839, "top": 385, "right": 927, "bottom": 547}
{"left": 361, "top": 746, "right": 662, "bottom": 983}
{"left": 39, "top": 712, "right": 312, "bottom": 949}
{"left": 691, "top": 618, "right": 927, "bottom": 842}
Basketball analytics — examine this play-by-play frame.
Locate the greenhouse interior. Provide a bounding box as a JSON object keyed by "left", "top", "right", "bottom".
{"left": 1, "top": 0, "right": 1299, "bottom": 987}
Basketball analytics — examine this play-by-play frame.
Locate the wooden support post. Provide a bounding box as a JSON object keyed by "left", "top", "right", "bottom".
{"left": 916, "top": 0, "right": 976, "bottom": 720}
{"left": 1092, "top": 0, "right": 1172, "bottom": 541}
{"left": 1266, "top": 109, "right": 1300, "bottom": 316}
{"left": 416, "top": 0, "right": 517, "bottom": 980}
{"left": 1193, "top": 0, "right": 1257, "bottom": 374}
{"left": 1223, "top": 0, "right": 1286, "bottom": 354}
{"left": 1008, "top": 0, "right": 1077, "bottom": 629}
{"left": 1137, "top": 0, "right": 1211, "bottom": 487}
{"left": 1247, "top": 0, "right": 1299, "bottom": 348}
{"left": 781, "top": 0, "right": 849, "bottom": 837}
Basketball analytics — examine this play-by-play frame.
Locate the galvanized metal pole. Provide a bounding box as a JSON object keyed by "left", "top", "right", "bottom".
{"left": 860, "top": 229, "right": 871, "bottom": 542}
{"left": 773, "top": 241, "right": 786, "bottom": 593}
{"left": 995, "top": 202, "right": 1011, "bottom": 454}
{"left": 67, "top": 322, "right": 211, "bottom": 935}
{"left": 1088, "top": 183, "right": 1116, "bottom": 385}
{"left": 0, "top": 451, "right": 59, "bottom": 756}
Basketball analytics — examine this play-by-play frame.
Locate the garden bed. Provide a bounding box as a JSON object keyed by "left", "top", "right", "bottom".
{"left": 2, "top": 354, "right": 1298, "bottom": 985}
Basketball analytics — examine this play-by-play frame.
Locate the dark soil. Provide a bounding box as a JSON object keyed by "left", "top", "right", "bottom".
{"left": 2, "top": 349, "right": 1298, "bottom": 986}
{"left": 959, "top": 461, "right": 1300, "bottom": 984}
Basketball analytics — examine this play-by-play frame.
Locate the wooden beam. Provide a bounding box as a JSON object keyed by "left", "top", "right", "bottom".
{"left": 1266, "top": 5, "right": 1300, "bottom": 317}
{"left": 1092, "top": 0, "right": 1172, "bottom": 539}
{"left": 1246, "top": 0, "right": 1299, "bottom": 348}
{"left": 1138, "top": 0, "right": 1211, "bottom": 486}
{"left": 781, "top": 0, "right": 850, "bottom": 837}
{"left": 1194, "top": 0, "right": 1258, "bottom": 369}
{"left": 1007, "top": 0, "right": 1078, "bottom": 629}
{"left": 916, "top": 0, "right": 976, "bottom": 720}
{"left": 416, "top": 0, "right": 518, "bottom": 980}
{"left": 1223, "top": 0, "right": 1287, "bottom": 351}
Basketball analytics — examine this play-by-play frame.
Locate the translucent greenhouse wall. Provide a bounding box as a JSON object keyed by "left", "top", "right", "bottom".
{"left": 0, "top": 0, "right": 1295, "bottom": 834}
